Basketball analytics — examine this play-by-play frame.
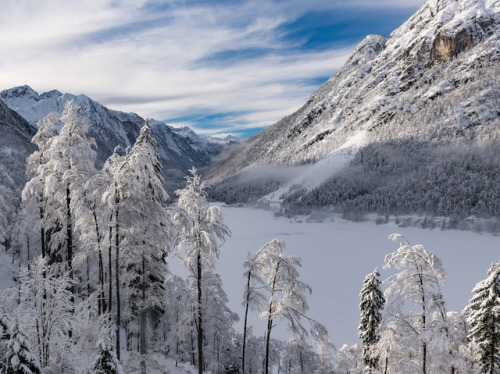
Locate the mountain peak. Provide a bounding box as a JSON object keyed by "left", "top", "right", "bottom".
{"left": 0, "top": 85, "right": 39, "bottom": 102}
{"left": 40, "top": 89, "right": 62, "bottom": 100}
{"left": 207, "top": 0, "right": 500, "bottom": 194}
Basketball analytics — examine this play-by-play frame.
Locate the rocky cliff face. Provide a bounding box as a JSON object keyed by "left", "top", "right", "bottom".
{"left": 0, "top": 99, "right": 36, "bottom": 193}
{"left": 207, "top": 0, "right": 500, "bottom": 188}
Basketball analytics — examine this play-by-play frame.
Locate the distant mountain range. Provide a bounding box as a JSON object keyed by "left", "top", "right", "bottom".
{"left": 207, "top": 0, "right": 500, "bottom": 230}
{"left": 0, "top": 85, "right": 241, "bottom": 193}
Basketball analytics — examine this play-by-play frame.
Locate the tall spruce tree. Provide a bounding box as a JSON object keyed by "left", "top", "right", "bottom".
{"left": 104, "top": 121, "right": 171, "bottom": 369}
{"left": 6, "top": 318, "right": 41, "bottom": 374}
{"left": 359, "top": 268, "right": 385, "bottom": 374}
{"left": 465, "top": 262, "right": 500, "bottom": 374}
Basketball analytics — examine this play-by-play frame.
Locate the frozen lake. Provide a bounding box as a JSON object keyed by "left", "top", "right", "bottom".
{"left": 211, "top": 205, "right": 500, "bottom": 348}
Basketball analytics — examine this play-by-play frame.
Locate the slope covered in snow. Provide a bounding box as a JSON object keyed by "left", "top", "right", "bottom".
{"left": 207, "top": 0, "right": 500, "bottom": 216}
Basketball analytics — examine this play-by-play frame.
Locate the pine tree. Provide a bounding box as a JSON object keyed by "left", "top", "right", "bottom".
{"left": 92, "top": 329, "right": 123, "bottom": 374}
{"left": 0, "top": 312, "right": 11, "bottom": 372}
{"left": 121, "top": 120, "right": 171, "bottom": 372}
{"left": 465, "top": 262, "right": 500, "bottom": 374}
{"left": 359, "top": 268, "right": 385, "bottom": 373}
{"left": 6, "top": 318, "right": 41, "bottom": 374}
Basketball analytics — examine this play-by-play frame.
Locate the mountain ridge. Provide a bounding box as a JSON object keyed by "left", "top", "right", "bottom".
{"left": 0, "top": 85, "right": 241, "bottom": 191}
{"left": 207, "top": 0, "right": 500, "bottom": 228}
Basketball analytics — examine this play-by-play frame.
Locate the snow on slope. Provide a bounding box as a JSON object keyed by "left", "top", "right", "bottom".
{"left": 207, "top": 0, "right": 500, "bottom": 198}
{"left": 263, "top": 130, "right": 368, "bottom": 204}
{"left": 214, "top": 205, "right": 500, "bottom": 347}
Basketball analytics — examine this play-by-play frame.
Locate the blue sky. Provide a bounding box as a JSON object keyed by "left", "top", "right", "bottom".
{"left": 0, "top": 0, "right": 425, "bottom": 137}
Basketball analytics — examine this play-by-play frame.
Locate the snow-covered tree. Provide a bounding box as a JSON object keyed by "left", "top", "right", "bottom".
{"left": 22, "top": 112, "right": 59, "bottom": 261}
{"left": 103, "top": 121, "right": 171, "bottom": 368}
{"left": 75, "top": 166, "right": 112, "bottom": 314}
{"left": 257, "top": 239, "right": 329, "bottom": 374}
{"left": 315, "top": 338, "right": 335, "bottom": 374}
{"left": 203, "top": 272, "right": 239, "bottom": 374}
{"left": 162, "top": 275, "right": 191, "bottom": 365}
{"left": 281, "top": 335, "right": 319, "bottom": 374}
{"left": 359, "top": 268, "right": 385, "bottom": 373}
{"left": 174, "top": 167, "right": 231, "bottom": 374}
{"left": 92, "top": 328, "right": 123, "bottom": 374}
{"left": 334, "top": 344, "right": 363, "bottom": 374}
{"left": 43, "top": 101, "right": 97, "bottom": 290}
{"left": 100, "top": 147, "right": 125, "bottom": 320}
{"left": 17, "top": 256, "right": 74, "bottom": 368}
{"left": 383, "top": 234, "right": 449, "bottom": 374}
{"left": 5, "top": 318, "right": 41, "bottom": 374}
{"left": 0, "top": 311, "right": 11, "bottom": 372}
{"left": 465, "top": 262, "right": 500, "bottom": 374}
{"left": 241, "top": 247, "right": 268, "bottom": 374}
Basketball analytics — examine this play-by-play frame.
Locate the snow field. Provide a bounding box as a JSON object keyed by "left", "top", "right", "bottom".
{"left": 210, "top": 205, "right": 500, "bottom": 347}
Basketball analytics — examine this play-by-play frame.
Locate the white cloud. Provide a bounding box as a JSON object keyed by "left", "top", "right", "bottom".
{"left": 0, "top": 0, "right": 424, "bottom": 137}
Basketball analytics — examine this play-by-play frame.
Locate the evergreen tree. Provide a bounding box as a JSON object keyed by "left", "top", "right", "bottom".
{"left": 103, "top": 121, "right": 171, "bottom": 369}
{"left": 465, "top": 262, "right": 500, "bottom": 374}
{"left": 6, "top": 318, "right": 41, "bottom": 374}
{"left": 359, "top": 268, "right": 385, "bottom": 373}
{"left": 0, "top": 312, "right": 11, "bottom": 372}
{"left": 92, "top": 329, "right": 123, "bottom": 374}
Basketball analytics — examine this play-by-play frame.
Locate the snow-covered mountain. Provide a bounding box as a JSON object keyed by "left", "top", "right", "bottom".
{"left": 0, "top": 85, "right": 238, "bottom": 191}
{"left": 207, "top": 0, "right": 500, "bottom": 224}
{"left": 0, "top": 99, "right": 36, "bottom": 193}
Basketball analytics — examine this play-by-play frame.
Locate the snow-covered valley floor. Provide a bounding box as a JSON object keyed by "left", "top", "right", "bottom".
{"left": 204, "top": 205, "right": 500, "bottom": 348}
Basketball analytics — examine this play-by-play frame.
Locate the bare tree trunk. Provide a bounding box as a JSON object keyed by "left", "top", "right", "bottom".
{"left": 93, "top": 207, "right": 105, "bottom": 314}
{"left": 108, "top": 217, "right": 113, "bottom": 313}
{"left": 86, "top": 255, "right": 91, "bottom": 298}
{"left": 140, "top": 256, "right": 147, "bottom": 374}
{"left": 66, "top": 186, "right": 74, "bottom": 297}
{"left": 242, "top": 269, "right": 252, "bottom": 374}
{"left": 115, "top": 185, "right": 121, "bottom": 360}
{"left": 265, "top": 265, "right": 279, "bottom": 374}
{"left": 197, "top": 250, "right": 203, "bottom": 374}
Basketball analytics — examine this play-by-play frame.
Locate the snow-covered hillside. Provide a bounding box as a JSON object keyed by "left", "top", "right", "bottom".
{"left": 207, "top": 0, "right": 500, "bottom": 214}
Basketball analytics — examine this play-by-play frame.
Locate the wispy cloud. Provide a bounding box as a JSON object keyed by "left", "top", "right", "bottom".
{"left": 0, "top": 0, "right": 425, "bottom": 137}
